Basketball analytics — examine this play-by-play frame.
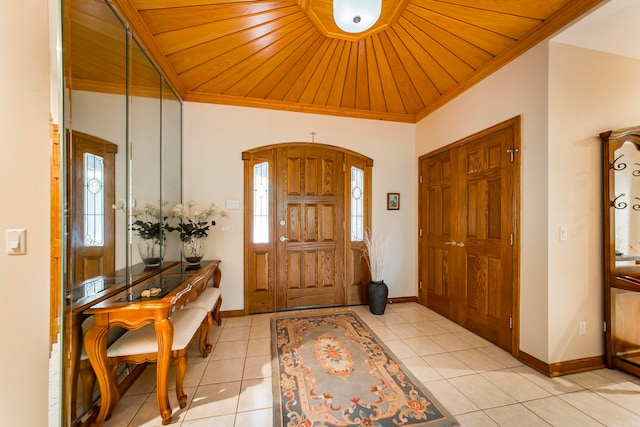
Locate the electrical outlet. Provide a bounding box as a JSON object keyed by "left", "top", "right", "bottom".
{"left": 579, "top": 321, "right": 586, "bottom": 336}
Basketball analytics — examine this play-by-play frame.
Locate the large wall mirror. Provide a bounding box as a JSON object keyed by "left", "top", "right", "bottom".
{"left": 62, "top": 0, "right": 182, "bottom": 423}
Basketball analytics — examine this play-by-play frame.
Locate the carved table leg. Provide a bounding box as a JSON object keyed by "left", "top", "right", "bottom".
{"left": 85, "top": 320, "right": 115, "bottom": 427}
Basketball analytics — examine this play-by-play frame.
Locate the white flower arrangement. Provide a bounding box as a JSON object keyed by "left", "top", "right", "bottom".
{"left": 112, "top": 200, "right": 168, "bottom": 240}
{"left": 166, "top": 200, "right": 226, "bottom": 242}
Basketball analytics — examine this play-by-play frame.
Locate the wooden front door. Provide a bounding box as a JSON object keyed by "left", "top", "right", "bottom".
{"left": 68, "top": 131, "right": 117, "bottom": 284}
{"left": 419, "top": 117, "right": 520, "bottom": 352}
{"left": 244, "top": 143, "right": 372, "bottom": 314}
{"left": 276, "top": 145, "right": 345, "bottom": 309}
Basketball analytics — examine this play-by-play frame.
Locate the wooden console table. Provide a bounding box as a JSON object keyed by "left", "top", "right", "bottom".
{"left": 66, "top": 261, "right": 180, "bottom": 422}
{"left": 83, "top": 260, "right": 221, "bottom": 426}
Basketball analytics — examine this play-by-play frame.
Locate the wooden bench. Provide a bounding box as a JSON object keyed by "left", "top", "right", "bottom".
{"left": 105, "top": 306, "right": 209, "bottom": 409}
{"left": 184, "top": 282, "right": 222, "bottom": 354}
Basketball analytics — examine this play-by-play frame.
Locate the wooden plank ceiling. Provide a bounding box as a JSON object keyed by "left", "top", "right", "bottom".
{"left": 71, "top": 0, "right": 604, "bottom": 123}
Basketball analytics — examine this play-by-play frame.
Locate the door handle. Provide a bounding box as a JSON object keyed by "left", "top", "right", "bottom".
{"left": 280, "top": 235, "right": 290, "bottom": 242}
{"left": 457, "top": 242, "right": 465, "bottom": 247}
{"left": 443, "top": 240, "right": 456, "bottom": 246}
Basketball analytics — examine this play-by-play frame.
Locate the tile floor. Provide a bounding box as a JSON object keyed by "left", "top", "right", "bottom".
{"left": 103, "top": 302, "right": 640, "bottom": 427}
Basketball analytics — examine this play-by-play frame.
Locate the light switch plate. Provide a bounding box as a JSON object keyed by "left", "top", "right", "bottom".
{"left": 6, "top": 229, "right": 26, "bottom": 255}
{"left": 560, "top": 226, "right": 568, "bottom": 241}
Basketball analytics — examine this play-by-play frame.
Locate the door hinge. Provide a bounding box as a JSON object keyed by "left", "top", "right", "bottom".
{"left": 509, "top": 317, "right": 513, "bottom": 329}
{"left": 343, "top": 163, "right": 345, "bottom": 172}
{"left": 510, "top": 234, "right": 514, "bottom": 245}
{"left": 419, "top": 228, "right": 422, "bottom": 237}
{"left": 603, "top": 321, "right": 607, "bottom": 332}
{"left": 419, "top": 280, "right": 422, "bottom": 289}
{"left": 507, "top": 148, "right": 519, "bottom": 162}
{"left": 419, "top": 175, "right": 423, "bottom": 184}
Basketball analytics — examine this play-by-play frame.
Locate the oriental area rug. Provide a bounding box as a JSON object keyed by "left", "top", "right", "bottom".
{"left": 271, "top": 309, "right": 459, "bottom": 427}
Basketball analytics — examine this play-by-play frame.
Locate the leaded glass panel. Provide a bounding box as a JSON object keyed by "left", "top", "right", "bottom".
{"left": 351, "top": 166, "right": 364, "bottom": 241}
{"left": 84, "top": 152, "right": 105, "bottom": 246}
{"left": 254, "top": 162, "right": 269, "bottom": 243}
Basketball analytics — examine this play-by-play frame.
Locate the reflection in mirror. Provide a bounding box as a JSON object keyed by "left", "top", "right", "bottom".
{"left": 62, "top": 0, "right": 182, "bottom": 424}
{"left": 613, "top": 141, "right": 640, "bottom": 268}
{"left": 64, "top": 0, "right": 128, "bottom": 424}
{"left": 130, "top": 36, "right": 163, "bottom": 268}
{"left": 162, "top": 80, "right": 183, "bottom": 261}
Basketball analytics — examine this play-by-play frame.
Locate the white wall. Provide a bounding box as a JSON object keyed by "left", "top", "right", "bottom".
{"left": 415, "top": 42, "right": 551, "bottom": 362}
{"left": 184, "top": 103, "right": 416, "bottom": 311}
{"left": 547, "top": 42, "right": 640, "bottom": 361}
{"left": 0, "top": 0, "right": 52, "bottom": 425}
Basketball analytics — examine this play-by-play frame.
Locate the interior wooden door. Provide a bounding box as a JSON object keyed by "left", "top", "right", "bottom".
{"left": 69, "top": 131, "right": 117, "bottom": 284}
{"left": 275, "top": 145, "right": 345, "bottom": 309}
{"left": 419, "top": 117, "right": 520, "bottom": 353}
{"left": 419, "top": 151, "right": 456, "bottom": 318}
{"left": 457, "top": 123, "right": 517, "bottom": 352}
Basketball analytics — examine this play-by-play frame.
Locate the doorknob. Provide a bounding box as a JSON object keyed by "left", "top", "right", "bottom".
{"left": 457, "top": 242, "right": 465, "bottom": 247}
{"left": 280, "top": 235, "right": 290, "bottom": 242}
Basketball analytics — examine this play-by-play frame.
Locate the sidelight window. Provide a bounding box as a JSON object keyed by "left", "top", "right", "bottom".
{"left": 351, "top": 166, "right": 364, "bottom": 241}
{"left": 84, "top": 152, "right": 105, "bottom": 246}
{"left": 253, "top": 162, "right": 269, "bottom": 243}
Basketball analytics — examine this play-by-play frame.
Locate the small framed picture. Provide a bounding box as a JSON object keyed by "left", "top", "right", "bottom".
{"left": 387, "top": 193, "right": 400, "bottom": 210}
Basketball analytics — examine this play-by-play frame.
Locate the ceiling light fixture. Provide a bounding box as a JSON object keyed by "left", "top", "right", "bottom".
{"left": 333, "top": 0, "right": 382, "bottom": 33}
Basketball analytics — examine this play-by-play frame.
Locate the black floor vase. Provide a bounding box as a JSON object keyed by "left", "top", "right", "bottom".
{"left": 366, "top": 280, "right": 388, "bottom": 315}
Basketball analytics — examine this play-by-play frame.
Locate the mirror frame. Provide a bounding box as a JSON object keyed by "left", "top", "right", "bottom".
{"left": 601, "top": 126, "right": 640, "bottom": 279}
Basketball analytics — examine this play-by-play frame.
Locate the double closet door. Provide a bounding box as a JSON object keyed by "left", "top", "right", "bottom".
{"left": 419, "top": 117, "right": 520, "bottom": 352}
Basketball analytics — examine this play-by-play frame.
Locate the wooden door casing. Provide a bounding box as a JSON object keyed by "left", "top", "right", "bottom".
{"left": 419, "top": 117, "right": 520, "bottom": 353}
{"left": 243, "top": 143, "right": 372, "bottom": 314}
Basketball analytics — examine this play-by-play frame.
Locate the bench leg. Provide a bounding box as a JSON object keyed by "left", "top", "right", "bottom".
{"left": 197, "top": 314, "right": 213, "bottom": 357}
{"left": 213, "top": 297, "right": 222, "bottom": 326}
{"left": 173, "top": 352, "right": 188, "bottom": 409}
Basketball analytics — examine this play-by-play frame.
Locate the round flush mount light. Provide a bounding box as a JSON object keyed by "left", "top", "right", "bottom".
{"left": 333, "top": 0, "right": 382, "bottom": 33}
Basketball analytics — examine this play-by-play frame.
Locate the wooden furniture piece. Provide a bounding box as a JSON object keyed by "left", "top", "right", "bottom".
{"left": 105, "top": 305, "right": 209, "bottom": 409}
{"left": 83, "top": 260, "right": 221, "bottom": 426}
{"left": 600, "top": 126, "right": 640, "bottom": 378}
{"left": 66, "top": 261, "right": 179, "bottom": 421}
